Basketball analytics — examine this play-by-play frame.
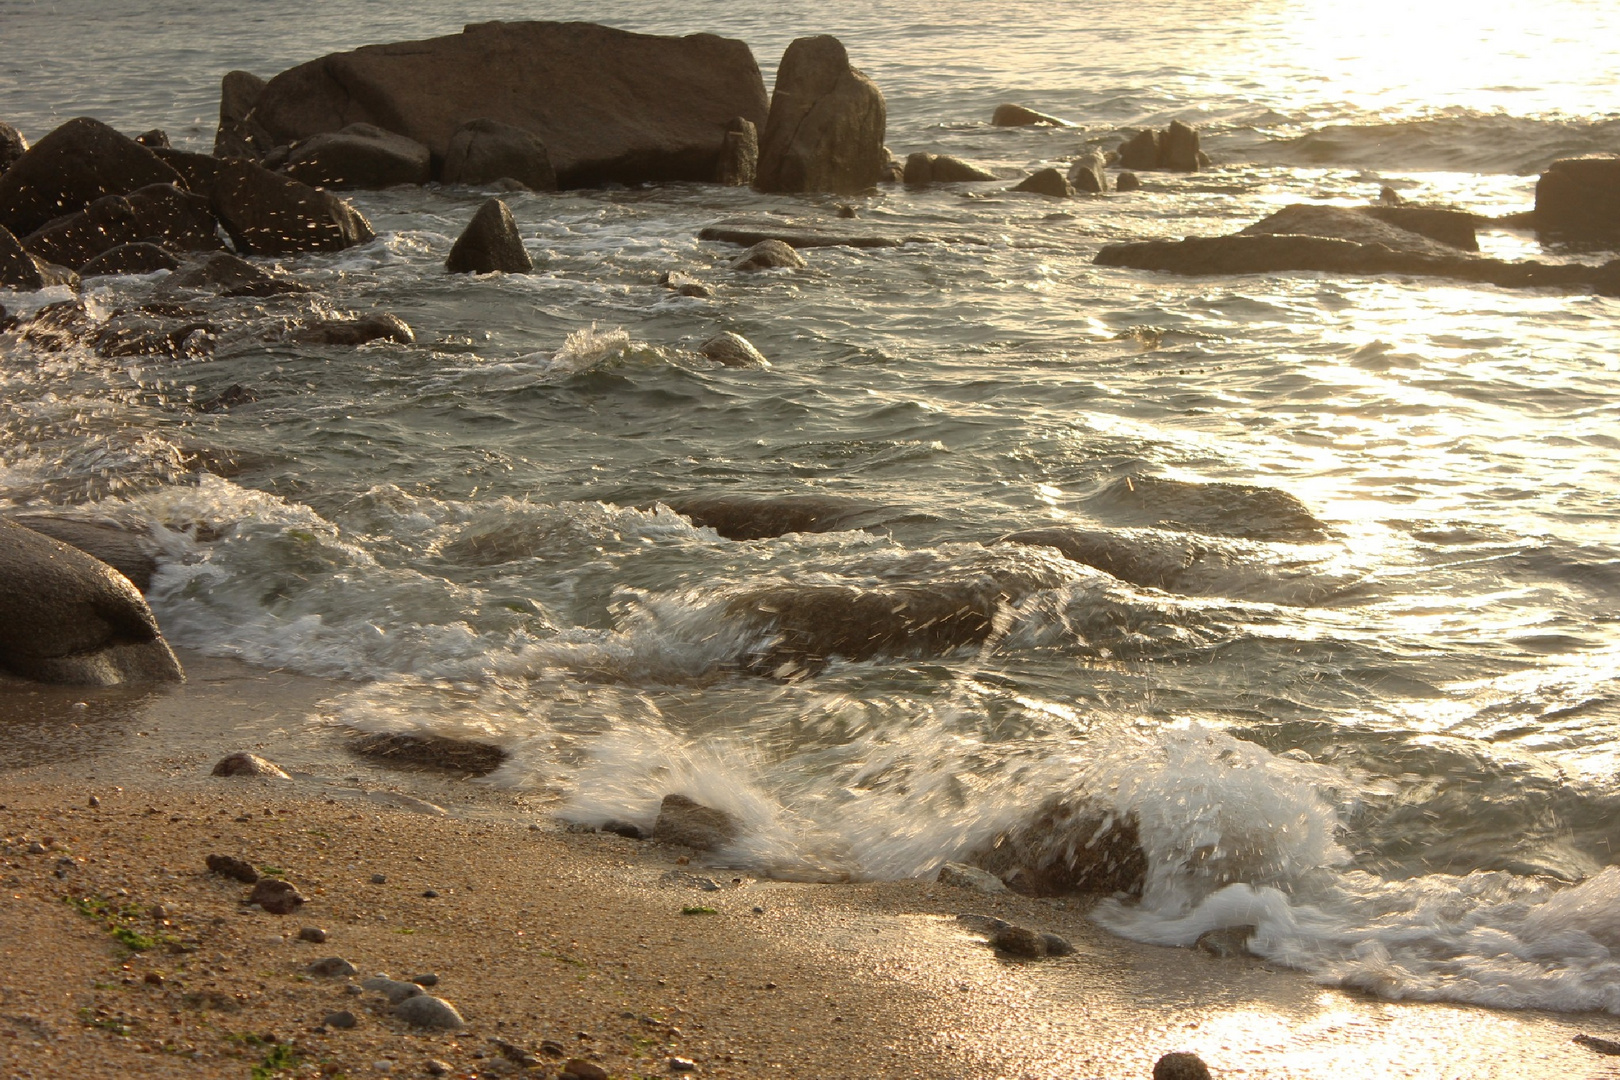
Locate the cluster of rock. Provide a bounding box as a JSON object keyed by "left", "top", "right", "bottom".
{"left": 1116, "top": 120, "right": 1208, "bottom": 173}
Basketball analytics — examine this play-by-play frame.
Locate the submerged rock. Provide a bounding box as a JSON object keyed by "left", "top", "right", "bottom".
{"left": 997, "top": 527, "right": 1203, "bottom": 590}
{"left": 442, "top": 117, "right": 556, "bottom": 191}
{"left": 1011, "top": 168, "right": 1073, "bottom": 198}
{"left": 660, "top": 270, "right": 712, "bottom": 297}
{"left": 0, "top": 520, "right": 184, "bottom": 686}
{"left": 664, "top": 492, "right": 889, "bottom": 540}
{"left": 252, "top": 21, "right": 768, "bottom": 188}
{"left": 446, "top": 198, "right": 532, "bottom": 274}
{"left": 0, "top": 117, "right": 182, "bottom": 238}
{"left": 903, "top": 153, "right": 995, "bottom": 185}
{"left": 698, "top": 330, "right": 770, "bottom": 369}
{"left": 732, "top": 238, "right": 805, "bottom": 270}
{"left": 292, "top": 313, "right": 415, "bottom": 346}
{"left": 652, "top": 793, "right": 740, "bottom": 850}
{"left": 991, "top": 103, "right": 1069, "bottom": 127}
{"left": 755, "top": 35, "right": 887, "bottom": 195}
{"left": 969, "top": 798, "right": 1147, "bottom": 897}
{"left": 286, "top": 122, "right": 433, "bottom": 189}
{"left": 1083, "top": 475, "right": 1328, "bottom": 542}
{"left": 348, "top": 731, "right": 507, "bottom": 776}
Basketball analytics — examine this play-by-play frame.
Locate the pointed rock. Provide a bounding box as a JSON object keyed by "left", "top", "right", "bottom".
{"left": 0, "top": 117, "right": 182, "bottom": 237}
{"left": 755, "top": 36, "right": 886, "bottom": 194}
{"left": 446, "top": 198, "right": 532, "bottom": 274}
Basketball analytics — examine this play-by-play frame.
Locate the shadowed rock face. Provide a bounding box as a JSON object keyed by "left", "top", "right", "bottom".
{"left": 0, "top": 117, "right": 182, "bottom": 238}
{"left": 755, "top": 35, "right": 886, "bottom": 195}
{"left": 991, "top": 103, "right": 1069, "bottom": 127}
{"left": 1535, "top": 154, "right": 1620, "bottom": 239}
{"left": 446, "top": 198, "right": 532, "bottom": 274}
{"left": 0, "top": 519, "right": 183, "bottom": 686}
{"left": 442, "top": 118, "right": 557, "bottom": 191}
{"left": 665, "top": 493, "right": 890, "bottom": 540}
{"left": 252, "top": 21, "right": 768, "bottom": 188}
{"left": 210, "top": 160, "right": 374, "bottom": 255}
{"left": 8, "top": 516, "right": 157, "bottom": 592}
{"left": 1084, "top": 476, "right": 1328, "bottom": 542}
{"left": 970, "top": 798, "right": 1148, "bottom": 897}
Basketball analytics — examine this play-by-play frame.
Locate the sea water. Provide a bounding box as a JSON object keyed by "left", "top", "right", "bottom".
{"left": 3, "top": 0, "right": 1620, "bottom": 1015}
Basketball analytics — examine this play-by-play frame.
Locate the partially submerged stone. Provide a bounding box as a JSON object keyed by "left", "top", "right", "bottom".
{"left": 446, "top": 198, "right": 533, "bottom": 274}
{"left": 755, "top": 35, "right": 886, "bottom": 194}
{"left": 991, "top": 103, "right": 1070, "bottom": 127}
{"left": 0, "top": 117, "right": 182, "bottom": 238}
{"left": 903, "top": 152, "right": 995, "bottom": 185}
{"left": 1011, "top": 168, "right": 1074, "bottom": 198}
{"left": 652, "top": 793, "right": 740, "bottom": 850}
{"left": 732, "top": 238, "right": 805, "bottom": 270}
{"left": 1535, "top": 154, "right": 1620, "bottom": 239}
{"left": 1067, "top": 150, "right": 1106, "bottom": 194}
{"left": 698, "top": 330, "right": 770, "bottom": 369}
{"left": 969, "top": 798, "right": 1147, "bottom": 897}
{"left": 211, "top": 159, "right": 375, "bottom": 255}
{"left": 348, "top": 731, "right": 506, "bottom": 776}
{"left": 292, "top": 313, "right": 415, "bottom": 346}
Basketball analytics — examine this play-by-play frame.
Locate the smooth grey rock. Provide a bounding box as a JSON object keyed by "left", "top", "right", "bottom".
{"left": 362, "top": 975, "right": 423, "bottom": 1004}
{"left": 732, "top": 238, "right": 804, "bottom": 270}
{"left": 755, "top": 35, "right": 886, "bottom": 194}
{"left": 698, "top": 330, "right": 769, "bottom": 369}
{"left": 393, "top": 993, "right": 464, "bottom": 1030}
{"left": 442, "top": 117, "right": 556, "bottom": 191}
{"left": 937, "top": 862, "right": 1007, "bottom": 894}
{"left": 1011, "top": 168, "right": 1073, "bottom": 198}
{"left": 286, "top": 122, "right": 432, "bottom": 189}
{"left": 210, "top": 158, "right": 374, "bottom": 255}
{"left": 991, "top": 103, "right": 1069, "bottom": 127}
{"left": 652, "top": 793, "right": 740, "bottom": 850}
{"left": 446, "top": 198, "right": 532, "bottom": 274}
{"left": 211, "top": 752, "right": 291, "bottom": 779}
{"left": 715, "top": 116, "right": 758, "bottom": 186}
{"left": 308, "top": 956, "right": 358, "bottom": 977}
{"left": 0, "top": 520, "right": 183, "bottom": 686}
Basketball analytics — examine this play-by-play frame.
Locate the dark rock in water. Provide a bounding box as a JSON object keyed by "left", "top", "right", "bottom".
{"left": 0, "top": 224, "right": 47, "bottom": 292}
{"left": 665, "top": 492, "right": 887, "bottom": 540}
{"left": 205, "top": 854, "right": 259, "bottom": 883}
{"left": 998, "top": 527, "right": 1202, "bottom": 590}
{"left": 903, "top": 153, "right": 995, "bottom": 185}
{"left": 95, "top": 311, "right": 217, "bottom": 360}
{"left": 1085, "top": 475, "right": 1328, "bottom": 541}
{"left": 1360, "top": 203, "right": 1478, "bottom": 251}
{"left": 1012, "top": 168, "right": 1074, "bottom": 198}
{"left": 286, "top": 122, "right": 432, "bottom": 189}
{"left": 135, "top": 129, "right": 170, "bottom": 149}
{"left": 253, "top": 21, "right": 768, "bottom": 188}
{"left": 167, "top": 252, "right": 306, "bottom": 297}
{"left": 80, "top": 242, "right": 179, "bottom": 277}
{"left": 836, "top": 202, "right": 858, "bottom": 218}
{"left": 602, "top": 820, "right": 646, "bottom": 840}
{"left": 1115, "top": 170, "right": 1141, "bottom": 192}
{"left": 1117, "top": 129, "right": 1161, "bottom": 171}
{"left": 991, "top": 103, "right": 1069, "bottom": 127}
{"left": 18, "top": 302, "right": 94, "bottom": 351}
{"left": 653, "top": 793, "right": 740, "bottom": 850}
{"left": 755, "top": 35, "right": 886, "bottom": 195}
{"left": 698, "top": 331, "right": 769, "bottom": 369}
{"left": 442, "top": 117, "right": 556, "bottom": 191}
{"left": 446, "top": 198, "right": 532, "bottom": 274}
{"left": 0, "top": 117, "right": 182, "bottom": 238}
{"left": 0, "top": 121, "right": 26, "bottom": 174}
{"left": 211, "top": 159, "right": 374, "bottom": 255}
{"left": 702, "top": 222, "right": 963, "bottom": 250}
{"left": 22, "top": 193, "right": 140, "bottom": 269}
{"left": 1535, "top": 154, "right": 1620, "bottom": 240}
{"left": 8, "top": 515, "right": 157, "bottom": 592}
{"left": 80, "top": 178, "right": 234, "bottom": 261}
{"left": 197, "top": 384, "right": 259, "bottom": 413}
{"left": 1067, "top": 151, "right": 1106, "bottom": 194}
{"left": 714, "top": 116, "right": 758, "bottom": 187}
{"left": 732, "top": 238, "right": 805, "bottom": 270}
{"left": 990, "top": 924, "right": 1047, "bottom": 958}
{"left": 214, "top": 70, "right": 275, "bottom": 160}
{"left": 1194, "top": 925, "right": 1256, "bottom": 958}
{"left": 211, "top": 752, "right": 291, "bottom": 779}
{"left": 150, "top": 148, "right": 223, "bottom": 200}
{"left": 1241, "top": 203, "right": 1464, "bottom": 257}
{"left": 250, "top": 877, "right": 306, "bottom": 914}
{"left": 0, "top": 519, "right": 184, "bottom": 686}
{"left": 292, "top": 313, "right": 415, "bottom": 346}
{"left": 0, "top": 302, "right": 10, "bottom": 331}
{"left": 349, "top": 731, "right": 507, "bottom": 776}
{"left": 1154, "top": 1052, "right": 1213, "bottom": 1080}
{"left": 1161, "top": 120, "right": 1201, "bottom": 172}
{"left": 970, "top": 798, "right": 1147, "bottom": 897}
{"left": 660, "top": 270, "right": 712, "bottom": 297}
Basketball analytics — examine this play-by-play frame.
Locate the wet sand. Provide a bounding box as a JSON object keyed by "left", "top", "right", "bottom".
{"left": 4, "top": 657, "right": 1620, "bottom": 1079}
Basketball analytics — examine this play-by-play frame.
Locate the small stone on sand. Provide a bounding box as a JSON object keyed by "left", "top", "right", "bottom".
{"left": 393, "top": 993, "right": 465, "bottom": 1030}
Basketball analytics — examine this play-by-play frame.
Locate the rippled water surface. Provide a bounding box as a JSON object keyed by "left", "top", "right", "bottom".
{"left": 4, "top": 0, "right": 1620, "bottom": 1016}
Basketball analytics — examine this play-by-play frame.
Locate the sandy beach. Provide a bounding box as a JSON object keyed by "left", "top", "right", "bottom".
{"left": 3, "top": 655, "right": 1620, "bottom": 1080}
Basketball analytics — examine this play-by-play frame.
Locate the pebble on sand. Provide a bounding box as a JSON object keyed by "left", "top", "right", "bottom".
{"left": 249, "top": 877, "right": 306, "bottom": 914}
{"left": 308, "top": 956, "right": 358, "bottom": 977}
{"left": 323, "top": 1010, "right": 358, "bottom": 1029}
{"left": 298, "top": 926, "right": 328, "bottom": 943}
{"left": 392, "top": 993, "right": 465, "bottom": 1030}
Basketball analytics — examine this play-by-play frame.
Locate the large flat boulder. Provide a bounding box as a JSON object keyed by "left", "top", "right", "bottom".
{"left": 252, "top": 21, "right": 768, "bottom": 188}
{"left": 1535, "top": 155, "right": 1620, "bottom": 240}
{"left": 755, "top": 36, "right": 886, "bottom": 194}
{"left": 0, "top": 520, "right": 182, "bottom": 685}
{"left": 0, "top": 117, "right": 182, "bottom": 238}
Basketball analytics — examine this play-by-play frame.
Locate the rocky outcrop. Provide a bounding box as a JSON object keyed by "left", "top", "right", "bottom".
{"left": 1535, "top": 155, "right": 1620, "bottom": 239}
{"left": 442, "top": 118, "right": 556, "bottom": 190}
{"left": 81, "top": 242, "right": 179, "bottom": 277}
{"left": 991, "top": 104, "right": 1069, "bottom": 127}
{"left": 755, "top": 36, "right": 886, "bottom": 195}
{"left": 698, "top": 331, "right": 769, "bottom": 369}
{"left": 446, "top": 198, "right": 533, "bottom": 274}
{"left": 214, "top": 70, "right": 275, "bottom": 160}
{"left": 1117, "top": 122, "right": 1205, "bottom": 172}
{"left": 714, "top": 117, "right": 758, "bottom": 186}
{"left": 252, "top": 21, "right": 768, "bottom": 188}
{"left": 731, "top": 239, "right": 805, "bottom": 270}
{"left": 1067, "top": 150, "right": 1106, "bottom": 194}
{"left": 902, "top": 153, "right": 995, "bottom": 185}
{"left": 969, "top": 798, "right": 1147, "bottom": 897}
{"left": 210, "top": 159, "right": 375, "bottom": 255}
{"left": 1012, "top": 168, "right": 1074, "bottom": 197}
{"left": 652, "top": 793, "right": 739, "bottom": 850}
{"left": 0, "top": 121, "right": 26, "bottom": 174}
{"left": 0, "top": 117, "right": 183, "bottom": 238}
{"left": 1096, "top": 203, "right": 1620, "bottom": 297}
{"left": 0, "top": 519, "right": 183, "bottom": 686}
{"left": 286, "top": 123, "right": 432, "bottom": 189}
{"left": 22, "top": 183, "right": 222, "bottom": 270}
{"left": 665, "top": 492, "right": 888, "bottom": 540}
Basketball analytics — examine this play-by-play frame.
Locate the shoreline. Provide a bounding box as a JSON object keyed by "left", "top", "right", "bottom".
{"left": 5, "top": 662, "right": 1620, "bottom": 1078}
